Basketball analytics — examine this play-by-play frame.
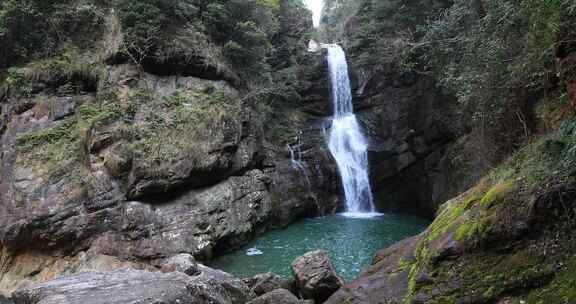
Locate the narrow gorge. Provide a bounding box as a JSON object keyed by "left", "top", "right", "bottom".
{"left": 1, "top": 0, "right": 576, "bottom": 303}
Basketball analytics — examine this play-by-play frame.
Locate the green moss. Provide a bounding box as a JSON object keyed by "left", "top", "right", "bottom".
{"left": 397, "top": 257, "right": 413, "bottom": 271}
{"left": 406, "top": 262, "right": 420, "bottom": 302}
{"left": 408, "top": 249, "right": 550, "bottom": 302}
{"left": 425, "top": 190, "right": 482, "bottom": 242}
{"left": 527, "top": 257, "right": 576, "bottom": 304}
{"left": 454, "top": 216, "right": 491, "bottom": 243}
{"left": 401, "top": 114, "right": 576, "bottom": 302}
{"left": 480, "top": 180, "right": 516, "bottom": 209}
{"left": 402, "top": 190, "right": 485, "bottom": 302}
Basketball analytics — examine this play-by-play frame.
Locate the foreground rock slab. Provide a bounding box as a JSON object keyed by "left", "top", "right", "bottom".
{"left": 292, "top": 250, "right": 343, "bottom": 303}
{"left": 12, "top": 267, "right": 254, "bottom": 304}
{"left": 246, "top": 289, "right": 301, "bottom": 304}
{"left": 244, "top": 272, "right": 294, "bottom": 296}
{"left": 0, "top": 296, "right": 12, "bottom": 304}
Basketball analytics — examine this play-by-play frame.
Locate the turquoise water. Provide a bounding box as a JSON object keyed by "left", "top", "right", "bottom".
{"left": 210, "top": 213, "right": 429, "bottom": 281}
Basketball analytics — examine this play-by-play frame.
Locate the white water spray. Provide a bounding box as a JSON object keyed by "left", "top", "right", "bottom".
{"left": 326, "top": 45, "right": 380, "bottom": 218}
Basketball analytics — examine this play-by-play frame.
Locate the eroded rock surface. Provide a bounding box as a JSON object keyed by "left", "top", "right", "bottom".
{"left": 0, "top": 296, "right": 12, "bottom": 304}
{"left": 292, "top": 250, "right": 343, "bottom": 303}
{"left": 246, "top": 289, "right": 301, "bottom": 304}
{"left": 12, "top": 266, "right": 254, "bottom": 304}
{"left": 244, "top": 272, "right": 294, "bottom": 296}
{"left": 0, "top": 19, "right": 339, "bottom": 298}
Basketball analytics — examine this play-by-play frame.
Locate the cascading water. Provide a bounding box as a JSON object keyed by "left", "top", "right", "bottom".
{"left": 287, "top": 132, "right": 312, "bottom": 190}
{"left": 326, "top": 45, "right": 380, "bottom": 218}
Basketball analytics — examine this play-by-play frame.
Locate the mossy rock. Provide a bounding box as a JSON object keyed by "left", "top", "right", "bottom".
{"left": 479, "top": 179, "right": 517, "bottom": 210}
{"left": 527, "top": 257, "right": 576, "bottom": 303}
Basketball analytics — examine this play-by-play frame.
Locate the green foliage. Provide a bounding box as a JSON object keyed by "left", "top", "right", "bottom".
{"left": 0, "top": 0, "right": 291, "bottom": 86}
{"left": 0, "top": 0, "right": 104, "bottom": 67}
{"left": 113, "top": 0, "right": 281, "bottom": 85}
{"left": 113, "top": 0, "right": 166, "bottom": 52}
{"left": 319, "top": 0, "right": 361, "bottom": 42}
{"left": 348, "top": 0, "right": 575, "bottom": 114}
{"left": 340, "top": 0, "right": 576, "bottom": 174}
{"left": 418, "top": 0, "right": 571, "bottom": 117}
{"left": 486, "top": 117, "right": 576, "bottom": 191}
{"left": 527, "top": 257, "right": 576, "bottom": 303}
{"left": 4, "top": 67, "right": 32, "bottom": 97}
{"left": 25, "top": 46, "right": 101, "bottom": 92}
{"left": 346, "top": 0, "right": 451, "bottom": 67}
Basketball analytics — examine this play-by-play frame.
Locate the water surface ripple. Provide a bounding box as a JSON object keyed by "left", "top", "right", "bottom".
{"left": 210, "top": 214, "right": 429, "bottom": 280}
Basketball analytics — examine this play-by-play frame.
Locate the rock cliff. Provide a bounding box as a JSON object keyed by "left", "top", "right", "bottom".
{"left": 0, "top": 2, "right": 340, "bottom": 295}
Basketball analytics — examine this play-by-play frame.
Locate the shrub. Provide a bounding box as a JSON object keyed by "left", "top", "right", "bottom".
{"left": 0, "top": 0, "right": 104, "bottom": 67}
{"left": 337, "top": 0, "right": 576, "bottom": 173}
{"left": 112, "top": 0, "right": 279, "bottom": 85}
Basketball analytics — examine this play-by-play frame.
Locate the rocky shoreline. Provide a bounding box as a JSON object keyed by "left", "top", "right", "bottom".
{"left": 3, "top": 250, "right": 344, "bottom": 304}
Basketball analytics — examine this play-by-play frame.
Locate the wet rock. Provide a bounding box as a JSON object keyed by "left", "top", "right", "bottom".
{"left": 291, "top": 250, "right": 343, "bottom": 303}
{"left": 12, "top": 267, "right": 254, "bottom": 304}
{"left": 246, "top": 289, "right": 300, "bottom": 304}
{"left": 244, "top": 272, "right": 294, "bottom": 296}
{"left": 349, "top": 63, "right": 459, "bottom": 217}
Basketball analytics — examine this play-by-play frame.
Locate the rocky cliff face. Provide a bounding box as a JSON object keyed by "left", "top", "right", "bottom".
{"left": 351, "top": 67, "right": 461, "bottom": 218}
{"left": 311, "top": 2, "right": 466, "bottom": 218}
{"left": 0, "top": 6, "right": 340, "bottom": 296}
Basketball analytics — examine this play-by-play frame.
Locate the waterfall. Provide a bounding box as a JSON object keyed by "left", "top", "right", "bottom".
{"left": 287, "top": 133, "right": 312, "bottom": 190}
{"left": 326, "top": 45, "right": 380, "bottom": 218}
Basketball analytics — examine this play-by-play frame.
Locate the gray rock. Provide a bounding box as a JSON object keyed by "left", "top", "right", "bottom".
{"left": 244, "top": 272, "right": 294, "bottom": 296}
{"left": 160, "top": 254, "right": 200, "bottom": 276}
{"left": 12, "top": 267, "right": 255, "bottom": 304}
{"left": 350, "top": 65, "right": 459, "bottom": 218}
{"left": 291, "top": 250, "right": 343, "bottom": 303}
{"left": 246, "top": 289, "right": 300, "bottom": 304}
{"left": 0, "top": 33, "right": 338, "bottom": 298}
{"left": 88, "top": 169, "right": 273, "bottom": 260}
{"left": 0, "top": 295, "right": 12, "bottom": 304}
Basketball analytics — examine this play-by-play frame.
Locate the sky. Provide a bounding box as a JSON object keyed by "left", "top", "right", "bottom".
{"left": 304, "top": 0, "right": 324, "bottom": 27}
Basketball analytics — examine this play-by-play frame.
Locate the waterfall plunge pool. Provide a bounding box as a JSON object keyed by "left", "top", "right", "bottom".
{"left": 210, "top": 213, "right": 429, "bottom": 281}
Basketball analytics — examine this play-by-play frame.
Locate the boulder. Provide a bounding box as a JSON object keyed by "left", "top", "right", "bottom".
{"left": 160, "top": 253, "right": 200, "bottom": 276}
{"left": 0, "top": 296, "right": 12, "bottom": 304}
{"left": 246, "top": 289, "right": 300, "bottom": 304}
{"left": 291, "top": 250, "right": 343, "bottom": 303}
{"left": 12, "top": 267, "right": 255, "bottom": 304}
{"left": 243, "top": 272, "right": 294, "bottom": 296}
